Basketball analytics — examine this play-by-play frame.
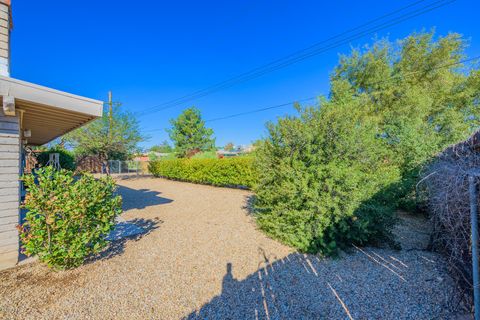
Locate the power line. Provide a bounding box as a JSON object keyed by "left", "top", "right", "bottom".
{"left": 142, "top": 55, "right": 480, "bottom": 133}
{"left": 137, "top": 0, "right": 429, "bottom": 116}
{"left": 205, "top": 97, "right": 317, "bottom": 123}
{"left": 137, "top": 0, "right": 455, "bottom": 117}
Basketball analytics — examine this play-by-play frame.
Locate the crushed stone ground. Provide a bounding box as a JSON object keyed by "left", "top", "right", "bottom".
{"left": 0, "top": 177, "right": 466, "bottom": 319}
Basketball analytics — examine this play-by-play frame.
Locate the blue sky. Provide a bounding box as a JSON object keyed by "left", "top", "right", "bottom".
{"left": 10, "top": 0, "right": 480, "bottom": 149}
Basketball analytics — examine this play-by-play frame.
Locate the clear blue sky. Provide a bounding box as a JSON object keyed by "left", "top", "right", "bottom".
{"left": 10, "top": 0, "right": 480, "bottom": 149}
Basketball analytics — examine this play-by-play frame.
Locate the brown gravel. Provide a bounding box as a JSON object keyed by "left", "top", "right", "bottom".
{"left": 0, "top": 177, "right": 465, "bottom": 319}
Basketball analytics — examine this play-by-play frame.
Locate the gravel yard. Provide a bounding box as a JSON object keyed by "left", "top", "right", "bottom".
{"left": 0, "top": 177, "right": 465, "bottom": 319}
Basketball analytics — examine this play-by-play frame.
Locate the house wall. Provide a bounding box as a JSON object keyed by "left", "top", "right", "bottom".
{"left": 0, "top": 1, "right": 9, "bottom": 76}
{"left": 0, "top": 108, "right": 19, "bottom": 269}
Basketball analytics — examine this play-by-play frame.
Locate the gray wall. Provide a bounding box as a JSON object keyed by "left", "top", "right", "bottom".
{"left": 0, "top": 108, "right": 19, "bottom": 269}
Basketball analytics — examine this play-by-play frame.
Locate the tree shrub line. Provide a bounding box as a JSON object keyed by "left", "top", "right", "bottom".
{"left": 149, "top": 157, "right": 257, "bottom": 189}
{"left": 254, "top": 32, "right": 480, "bottom": 255}
{"left": 36, "top": 147, "right": 76, "bottom": 171}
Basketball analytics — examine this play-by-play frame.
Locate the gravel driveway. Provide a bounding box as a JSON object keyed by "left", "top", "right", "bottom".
{"left": 0, "top": 177, "right": 464, "bottom": 319}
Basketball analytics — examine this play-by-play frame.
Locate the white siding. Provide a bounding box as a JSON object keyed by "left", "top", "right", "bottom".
{"left": 0, "top": 108, "right": 19, "bottom": 270}
{"left": 0, "top": 1, "right": 8, "bottom": 77}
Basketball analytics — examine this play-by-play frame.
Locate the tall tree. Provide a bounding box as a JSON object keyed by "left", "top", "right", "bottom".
{"left": 168, "top": 107, "right": 215, "bottom": 158}
{"left": 64, "top": 104, "right": 144, "bottom": 161}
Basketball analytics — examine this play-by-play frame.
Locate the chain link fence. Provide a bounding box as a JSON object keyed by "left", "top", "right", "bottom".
{"left": 102, "top": 160, "right": 150, "bottom": 176}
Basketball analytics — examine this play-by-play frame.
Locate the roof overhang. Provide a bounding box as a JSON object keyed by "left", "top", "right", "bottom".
{"left": 0, "top": 75, "right": 103, "bottom": 145}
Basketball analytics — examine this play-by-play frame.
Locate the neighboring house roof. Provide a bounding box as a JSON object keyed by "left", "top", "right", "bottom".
{"left": 0, "top": 75, "right": 103, "bottom": 145}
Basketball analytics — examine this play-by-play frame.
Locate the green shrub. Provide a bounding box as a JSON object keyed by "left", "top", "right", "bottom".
{"left": 253, "top": 32, "right": 480, "bottom": 255}
{"left": 330, "top": 32, "right": 480, "bottom": 210}
{"left": 37, "top": 147, "right": 76, "bottom": 171}
{"left": 19, "top": 167, "right": 122, "bottom": 269}
{"left": 149, "top": 157, "right": 257, "bottom": 188}
{"left": 254, "top": 102, "right": 401, "bottom": 255}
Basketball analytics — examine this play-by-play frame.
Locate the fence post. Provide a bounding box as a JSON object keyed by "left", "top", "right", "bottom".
{"left": 469, "top": 174, "right": 480, "bottom": 320}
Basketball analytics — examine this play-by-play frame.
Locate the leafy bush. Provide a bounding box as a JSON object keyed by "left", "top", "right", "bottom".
{"left": 149, "top": 157, "right": 257, "bottom": 188}
{"left": 37, "top": 147, "right": 76, "bottom": 171}
{"left": 253, "top": 31, "right": 480, "bottom": 255}
{"left": 19, "top": 167, "right": 122, "bottom": 269}
{"left": 331, "top": 32, "right": 480, "bottom": 210}
{"left": 254, "top": 103, "right": 401, "bottom": 255}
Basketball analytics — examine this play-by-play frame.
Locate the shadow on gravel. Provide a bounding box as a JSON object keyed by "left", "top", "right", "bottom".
{"left": 242, "top": 195, "right": 256, "bottom": 216}
{"left": 184, "top": 250, "right": 459, "bottom": 319}
{"left": 87, "top": 218, "right": 163, "bottom": 264}
{"left": 117, "top": 185, "right": 173, "bottom": 211}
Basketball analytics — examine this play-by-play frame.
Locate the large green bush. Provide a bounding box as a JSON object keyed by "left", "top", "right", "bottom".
{"left": 331, "top": 32, "right": 480, "bottom": 210}
{"left": 149, "top": 157, "right": 257, "bottom": 188}
{"left": 19, "top": 167, "right": 122, "bottom": 269}
{"left": 254, "top": 103, "right": 401, "bottom": 255}
{"left": 254, "top": 32, "right": 480, "bottom": 255}
{"left": 37, "top": 147, "right": 76, "bottom": 171}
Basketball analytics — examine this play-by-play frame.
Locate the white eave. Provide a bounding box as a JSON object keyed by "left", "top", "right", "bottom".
{"left": 0, "top": 75, "right": 103, "bottom": 145}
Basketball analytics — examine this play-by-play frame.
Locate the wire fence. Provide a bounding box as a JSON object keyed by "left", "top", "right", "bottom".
{"left": 101, "top": 160, "right": 150, "bottom": 176}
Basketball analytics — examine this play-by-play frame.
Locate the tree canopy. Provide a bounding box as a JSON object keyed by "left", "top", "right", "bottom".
{"left": 150, "top": 140, "right": 173, "bottom": 153}
{"left": 65, "top": 104, "right": 144, "bottom": 161}
{"left": 168, "top": 107, "right": 215, "bottom": 158}
{"left": 330, "top": 31, "right": 480, "bottom": 207}
{"left": 254, "top": 31, "right": 480, "bottom": 254}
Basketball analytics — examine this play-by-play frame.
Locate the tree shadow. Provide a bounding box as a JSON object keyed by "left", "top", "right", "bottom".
{"left": 116, "top": 185, "right": 173, "bottom": 211}
{"left": 184, "top": 249, "right": 458, "bottom": 319}
{"left": 86, "top": 217, "right": 163, "bottom": 264}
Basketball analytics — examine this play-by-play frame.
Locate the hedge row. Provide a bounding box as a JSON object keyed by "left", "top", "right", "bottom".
{"left": 148, "top": 157, "right": 257, "bottom": 189}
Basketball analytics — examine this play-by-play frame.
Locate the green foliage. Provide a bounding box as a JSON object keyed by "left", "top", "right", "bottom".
{"left": 37, "top": 147, "right": 76, "bottom": 171}
{"left": 224, "top": 142, "right": 235, "bottom": 151}
{"left": 168, "top": 107, "right": 215, "bottom": 158}
{"left": 254, "top": 103, "right": 401, "bottom": 254}
{"left": 254, "top": 31, "right": 480, "bottom": 255}
{"left": 150, "top": 140, "right": 173, "bottom": 153}
{"left": 64, "top": 104, "right": 144, "bottom": 161}
{"left": 331, "top": 31, "right": 480, "bottom": 209}
{"left": 149, "top": 157, "right": 256, "bottom": 188}
{"left": 191, "top": 151, "right": 218, "bottom": 159}
{"left": 19, "top": 167, "right": 122, "bottom": 269}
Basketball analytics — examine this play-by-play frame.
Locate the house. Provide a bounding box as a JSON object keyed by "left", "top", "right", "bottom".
{"left": 216, "top": 145, "right": 255, "bottom": 158}
{"left": 0, "top": 0, "right": 103, "bottom": 270}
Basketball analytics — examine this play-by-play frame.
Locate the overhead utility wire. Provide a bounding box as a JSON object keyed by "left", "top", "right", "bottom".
{"left": 137, "top": 0, "right": 455, "bottom": 117}
{"left": 143, "top": 55, "right": 480, "bottom": 132}
{"left": 138, "top": 0, "right": 428, "bottom": 116}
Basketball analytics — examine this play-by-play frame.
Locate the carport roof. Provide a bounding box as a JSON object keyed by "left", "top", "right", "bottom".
{"left": 0, "top": 75, "right": 103, "bottom": 145}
